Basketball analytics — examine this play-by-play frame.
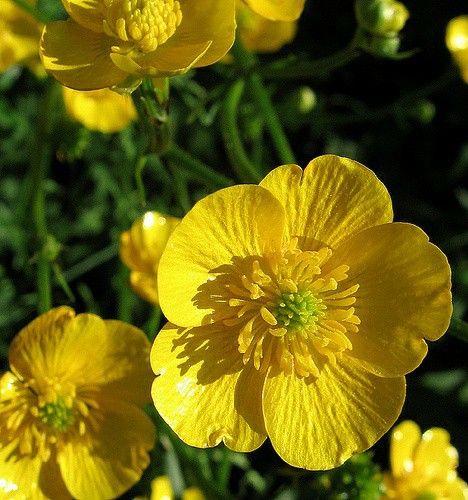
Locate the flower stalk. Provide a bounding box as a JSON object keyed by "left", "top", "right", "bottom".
{"left": 231, "top": 38, "right": 296, "bottom": 165}
{"left": 30, "top": 81, "right": 60, "bottom": 314}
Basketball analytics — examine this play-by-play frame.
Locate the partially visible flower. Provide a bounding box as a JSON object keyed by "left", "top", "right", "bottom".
{"left": 151, "top": 155, "right": 452, "bottom": 470}
{"left": 236, "top": 1, "right": 297, "bottom": 54}
{"left": 150, "top": 476, "right": 205, "bottom": 500}
{"left": 40, "top": 0, "right": 237, "bottom": 91}
{"left": 120, "top": 211, "right": 180, "bottom": 305}
{"left": 242, "top": 0, "right": 305, "bottom": 22}
{"left": 0, "top": 0, "right": 43, "bottom": 74}
{"left": 355, "top": 0, "right": 409, "bottom": 37}
{"left": 62, "top": 87, "right": 137, "bottom": 133}
{"left": 0, "top": 306, "right": 155, "bottom": 499}
{"left": 446, "top": 16, "right": 468, "bottom": 84}
{"left": 384, "top": 420, "right": 468, "bottom": 499}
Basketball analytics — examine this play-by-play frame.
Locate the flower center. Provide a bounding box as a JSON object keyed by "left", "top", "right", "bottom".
{"left": 205, "top": 238, "right": 361, "bottom": 377}
{"left": 38, "top": 396, "right": 74, "bottom": 432}
{"left": 104, "top": 0, "right": 182, "bottom": 53}
{"left": 274, "top": 290, "right": 325, "bottom": 332}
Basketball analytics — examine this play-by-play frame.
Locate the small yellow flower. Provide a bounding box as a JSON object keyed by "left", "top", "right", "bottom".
{"left": 151, "top": 155, "right": 452, "bottom": 470}
{"left": 120, "top": 211, "right": 180, "bottom": 305}
{"left": 62, "top": 87, "right": 137, "bottom": 133}
{"left": 0, "top": 306, "right": 156, "bottom": 499}
{"left": 242, "top": 0, "right": 305, "bottom": 22}
{"left": 40, "top": 0, "right": 237, "bottom": 91}
{"left": 384, "top": 421, "right": 468, "bottom": 499}
{"left": 237, "top": 1, "right": 297, "bottom": 54}
{"left": 150, "top": 475, "right": 205, "bottom": 500}
{"left": 0, "top": 0, "right": 43, "bottom": 73}
{"left": 446, "top": 16, "right": 468, "bottom": 84}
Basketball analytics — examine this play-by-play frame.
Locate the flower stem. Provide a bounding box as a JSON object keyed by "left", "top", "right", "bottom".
{"left": 448, "top": 317, "right": 468, "bottom": 342}
{"left": 221, "top": 80, "right": 262, "bottom": 183}
{"left": 164, "top": 145, "right": 234, "bottom": 188}
{"left": 257, "top": 45, "right": 360, "bottom": 80}
{"left": 168, "top": 161, "right": 191, "bottom": 213}
{"left": 30, "top": 81, "right": 59, "bottom": 314}
{"left": 231, "top": 38, "right": 296, "bottom": 165}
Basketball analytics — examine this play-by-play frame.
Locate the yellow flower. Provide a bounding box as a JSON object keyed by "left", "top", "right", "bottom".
{"left": 446, "top": 16, "right": 468, "bottom": 84}
{"left": 150, "top": 475, "right": 205, "bottom": 500}
{"left": 62, "top": 86, "right": 137, "bottom": 133}
{"left": 40, "top": 0, "right": 237, "bottom": 91}
{"left": 242, "top": 0, "right": 305, "bottom": 21}
{"left": 0, "top": 306, "right": 156, "bottom": 499}
{"left": 384, "top": 421, "right": 468, "bottom": 499}
{"left": 151, "top": 155, "right": 452, "bottom": 470}
{"left": 120, "top": 211, "right": 180, "bottom": 305}
{"left": 237, "top": 1, "right": 297, "bottom": 54}
{"left": 0, "top": 0, "right": 43, "bottom": 73}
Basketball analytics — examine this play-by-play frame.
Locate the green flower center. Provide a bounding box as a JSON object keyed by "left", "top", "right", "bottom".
{"left": 274, "top": 290, "right": 324, "bottom": 332}
{"left": 39, "top": 396, "right": 74, "bottom": 432}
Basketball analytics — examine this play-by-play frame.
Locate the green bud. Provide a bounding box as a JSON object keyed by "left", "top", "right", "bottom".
{"left": 42, "top": 235, "right": 62, "bottom": 262}
{"left": 355, "top": 0, "right": 409, "bottom": 37}
{"left": 354, "top": 28, "right": 402, "bottom": 57}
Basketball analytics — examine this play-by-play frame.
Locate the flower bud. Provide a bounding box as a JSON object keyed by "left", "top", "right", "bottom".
{"left": 355, "top": 0, "right": 409, "bottom": 37}
{"left": 446, "top": 16, "right": 468, "bottom": 83}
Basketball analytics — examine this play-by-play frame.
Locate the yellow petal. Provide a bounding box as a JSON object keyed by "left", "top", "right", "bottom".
{"left": 40, "top": 20, "right": 128, "bottom": 90}
{"left": 150, "top": 476, "right": 173, "bottom": 500}
{"left": 183, "top": 487, "right": 206, "bottom": 500}
{"left": 9, "top": 308, "right": 153, "bottom": 406}
{"left": 174, "top": 0, "right": 236, "bottom": 66}
{"left": 120, "top": 211, "right": 180, "bottom": 277}
{"left": 327, "top": 222, "right": 452, "bottom": 377}
{"left": 57, "top": 399, "right": 155, "bottom": 499}
{"left": 263, "top": 358, "right": 405, "bottom": 470}
{"left": 389, "top": 420, "right": 422, "bottom": 478}
{"left": 158, "top": 185, "right": 286, "bottom": 327}
{"left": 237, "top": 3, "right": 297, "bottom": 54}
{"left": 243, "top": 0, "right": 305, "bottom": 21}
{"left": 151, "top": 323, "right": 267, "bottom": 452}
{"left": 0, "top": 0, "right": 42, "bottom": 71}
{"left": 113, "top": 41, "right": 212, "bottom": 77}
{"left": 446, "top": 16, "right": 468, "bottom": 83}
{"left": 259, "top": 155, "right": 393, "bottom": 251}
{"left": 61, "top": 0, "right": 105, "bottom": 33}
{"left": 38, "top": 457, "right": 72, "bottom": 499}
{"left": 62, "top": 87, "right": 136, "bottom": 133}
{"left": 413, "top": 428, "right": 459, "bottom": 482}
{"left": 0, "top": 439, "right": 43, "bottom": 498}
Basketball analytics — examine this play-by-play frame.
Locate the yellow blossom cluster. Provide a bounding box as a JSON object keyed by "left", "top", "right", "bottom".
{"left": 0, "top": 0, "right": 466, "bottom": 497}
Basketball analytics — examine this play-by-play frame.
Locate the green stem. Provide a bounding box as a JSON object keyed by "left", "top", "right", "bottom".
{"left": 135, "top": 155, "right": 148, "bottom": 207}
{"left": 61, "top": 243, "right": 118, "bottom": 282}
{"left": 30, "top": 82, "right": 59, "bottom": 314}
{"left": 231, "top": 39, "right": 296, "bottom": 165}
{"left": 221, "top": 80, "right": 261, "bottom": 183}
{"left": 168, "top": 161, "right": 191, "bottom": 213}
{"left": 448, "top": 317, "right": 468, "bottom": 342}
{"left": 133, "top": 78, "right": 170, "bottom": 155}
{"left": 165, "top": 145, "right": 233, "bottom": 188}
{"left": 144, "top": 307, "right": 161, "bottom": 341}
{"left": 256, "top": 45, "right": 360, "bottom": 80}
{"left": 217, "top": 446, "right": 233, "bottom": 492}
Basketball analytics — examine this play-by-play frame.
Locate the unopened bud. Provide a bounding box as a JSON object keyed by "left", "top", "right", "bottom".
{"left": 355, "top": 0, "right": 409, "bottom": 37}
{"left": 446, "top": 16, "right": 468, "bottom": 83}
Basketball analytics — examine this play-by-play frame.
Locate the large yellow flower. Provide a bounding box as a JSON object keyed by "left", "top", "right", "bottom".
{"left": 446, "top": 16, "right": 468, "bottom": 84}
{"left": 120, "top": 211, "right": 180, "bottom": 305}
{"left": 384, "top": 421, "right": 468, "bottom": 499}
{"left": 242, "top": 0, "right": 305, "bottom": 21}
{"left": 0, "top": 0, "right": 43, "bottom": 73}
{"left": 0, "top": 306, "right": 156, "bottom": 499}
{"left": 40, "top": 0, "right": 237, "bottom": 91}
{"left": 62, "top": 87, "right": 137, "bottom": 133}
{"left": 237, "top": 1, "right": 297, "bottom": 54}
{"left": 151, "top": 155, "right": 452, "bottom": 470}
